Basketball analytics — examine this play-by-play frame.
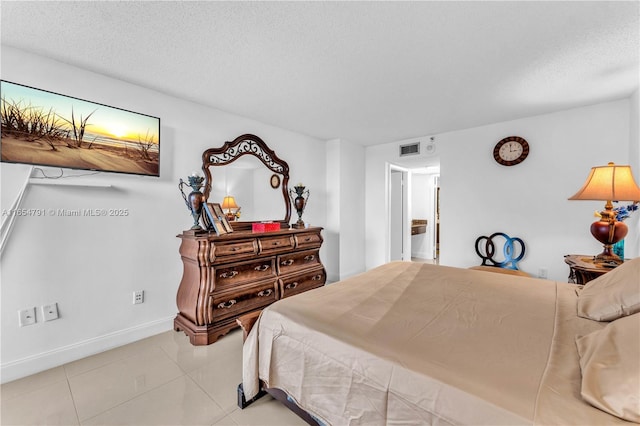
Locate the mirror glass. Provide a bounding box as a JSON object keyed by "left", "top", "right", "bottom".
{"left": 208, "top": 156, "right": 285, "bottom": 222}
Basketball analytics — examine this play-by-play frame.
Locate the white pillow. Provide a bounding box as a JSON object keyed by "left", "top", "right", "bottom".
{"left": 577, "top": 256, "right": 640, "bottom": 321}
{"left": 575, "top": 313, "right": 640, "bottom": 422}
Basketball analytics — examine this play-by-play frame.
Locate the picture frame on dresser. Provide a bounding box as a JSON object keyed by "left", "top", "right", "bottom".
{"left": 201, "top": 203, "right": 214, "bottom": 231}
{"left": 202, "top": 203, "right": 230, "bottom": 235}
{"left": 215, "top": 219, "right": 228, "bottom": 235}
{"left": 213, "top": 203, "right": 233, "bottom": 233}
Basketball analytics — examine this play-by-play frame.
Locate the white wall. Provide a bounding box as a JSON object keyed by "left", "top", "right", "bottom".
{"left": 626, "top": 89, "right": 639, "bottom": 257}
{"left": 338, "top": 140, "right": 366, "bottom": 279}
{"left": 366, "top": 98, "right": 635, "bottom": 280}
{"left": 439, "top": 99, "right": 632, "bottom": 280}
{"left": 325, "top": 139, "right": 366, "bottom": 281}
{"left": 0, "top": 46, "right": 329, "bottom": 382}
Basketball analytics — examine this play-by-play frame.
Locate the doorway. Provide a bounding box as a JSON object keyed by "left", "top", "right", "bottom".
{"left": 387, "top": 162, "right": 440, "bottom": 264}
{"left": 406, "top": 167, "right": 440, "bottom": 262}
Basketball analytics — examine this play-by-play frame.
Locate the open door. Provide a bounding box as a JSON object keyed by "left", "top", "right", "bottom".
{"left": 388, "top": 165, "right": 409, "bottom": 262}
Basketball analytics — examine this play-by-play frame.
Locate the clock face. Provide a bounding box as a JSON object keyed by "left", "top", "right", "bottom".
{"left": 493, "top": 136, "right": 529, "bottom": 166}
{"left": 270, "top": 174, "right": 281, "bottom": 189}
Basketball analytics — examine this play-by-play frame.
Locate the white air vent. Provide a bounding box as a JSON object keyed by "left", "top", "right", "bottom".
{"left": 399, "top": 142, "right": 421, "bottom": 157}
{"left": 398, "top": 138, "right": 437, "bottom": 158}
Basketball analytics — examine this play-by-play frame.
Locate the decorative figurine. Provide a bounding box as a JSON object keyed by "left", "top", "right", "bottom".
{"left": 289, "top": 183, "right": 310, "bottom": 229}
{"left": 178, "top": 173, "right": 205, "bottom": 230}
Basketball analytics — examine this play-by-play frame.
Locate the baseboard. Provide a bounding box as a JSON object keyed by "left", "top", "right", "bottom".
{"left": 325, "top": 273, "right": 340, "bottom": 284}
{"left": 1, "top": 316, "right": 174, "bottom": 384}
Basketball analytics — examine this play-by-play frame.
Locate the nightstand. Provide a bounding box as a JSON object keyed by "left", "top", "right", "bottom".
{"left": 564, "top": 254, "right": 620, "bottom": 284}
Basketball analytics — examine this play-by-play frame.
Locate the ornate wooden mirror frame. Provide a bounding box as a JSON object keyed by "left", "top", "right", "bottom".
{"left": 202, "top": 134, "right": 291, "bottom": 230}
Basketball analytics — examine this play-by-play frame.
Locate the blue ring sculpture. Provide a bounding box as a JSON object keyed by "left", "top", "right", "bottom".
{"left": 475, "top": 232, "right": 525, "bottom": 270}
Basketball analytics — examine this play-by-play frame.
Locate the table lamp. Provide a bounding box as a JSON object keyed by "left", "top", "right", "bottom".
{"left": 221, "top": 195, "right": 239, "bottom": 221}
{"left": 569, "top": 162, "right": 640, "bottom": 263}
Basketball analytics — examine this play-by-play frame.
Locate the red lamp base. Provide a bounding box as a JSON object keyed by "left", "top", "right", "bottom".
{"left": 590, "top": 219, "right": 627, "bottom": 263}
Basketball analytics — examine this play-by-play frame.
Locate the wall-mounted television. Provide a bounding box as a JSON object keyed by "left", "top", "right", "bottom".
{"left": 0, "top": 80, "right": 160, "bottom": 177}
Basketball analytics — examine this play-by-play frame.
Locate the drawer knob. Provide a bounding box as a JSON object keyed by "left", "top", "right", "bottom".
{"left": 220, "top": 270, "right": 239, "bottom": 279}
{"left": 231, "top": 247, "right": 240, "bottom": 252}
{"left": 217, "top": 299, "right": 237, "bottom": 309}
{"left": 281, "top": 259, "right": 294, "bottom": 266}
{"left": 304, "top": 255, "right": 315, "bottom": 261}
{"left": 285, "top": 282, "right": 298, "bottom": 290}
{"left": 304, "top": 237, "right": 311, "bottom": 242}
{"left": 254, "top": 264, "right": 270, "bottom": 272}
{"left": 312, "top": 275, "right": 322, "bottom": 281}
{"left": 272, "top": 241, "right": 281, "bottom": 246}
{"left": 258, "top": 289, "right": 273, "bottom": 297}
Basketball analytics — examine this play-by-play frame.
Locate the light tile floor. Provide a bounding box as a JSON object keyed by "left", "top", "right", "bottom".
{"left": 1, "top": 328, "right": 306, "bottom": 425}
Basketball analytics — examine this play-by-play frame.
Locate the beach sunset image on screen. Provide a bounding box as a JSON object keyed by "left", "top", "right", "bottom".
{"left": 0, "top": 80, "right": 160, "bottom": 176}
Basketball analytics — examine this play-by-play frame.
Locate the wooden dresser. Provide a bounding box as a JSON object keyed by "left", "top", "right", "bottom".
{"left": 174, "top": 226, "right": 326, "bottom": 345}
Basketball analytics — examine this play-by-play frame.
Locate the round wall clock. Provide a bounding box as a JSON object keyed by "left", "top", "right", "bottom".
{"left": 493, "top": 136, "right": 530, "bottom": 166}
{"left": 270, "top": 174, "right": 281, "bottom": 189}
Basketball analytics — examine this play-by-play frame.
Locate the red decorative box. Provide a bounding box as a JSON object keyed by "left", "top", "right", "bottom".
{"left": 252, "top": 222, "right": 281, "bottom": 233}
{"left": 265, "top": 222, "right": 280, "bottom": 232}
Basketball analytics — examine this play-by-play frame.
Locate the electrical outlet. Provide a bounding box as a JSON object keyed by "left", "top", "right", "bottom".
{"left": 133, "top": 290, "right": 144, "bottom": 304}
{"left": 18, "top": 307, "right": 37, "bottom": 327}
{"left": 538, "top": 267, "right": 548, "bottom": 279}
{"left": 42, "top": 303, "right": 59, "bottom": 321}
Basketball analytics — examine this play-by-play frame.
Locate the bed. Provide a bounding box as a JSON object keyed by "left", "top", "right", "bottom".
{"left": 242, "top": 259, "right": 640, "bottom": 425}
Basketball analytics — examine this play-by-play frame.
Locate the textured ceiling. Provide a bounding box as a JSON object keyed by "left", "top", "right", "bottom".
{"left": 1, "top": 1, "right": 638, "bottom": 146}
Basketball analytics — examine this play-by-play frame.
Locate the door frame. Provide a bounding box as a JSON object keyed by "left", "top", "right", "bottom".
{"left": 433, "top": 175, "right": 440, "bottom": 262}
{"left": 386, "top": 163, "right": 411, "bottom": 263}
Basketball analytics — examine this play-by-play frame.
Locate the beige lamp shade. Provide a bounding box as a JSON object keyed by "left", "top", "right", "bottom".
{"left": 221, "top": 196, "right": 239, "bottom": 210}
{"left": 569, "top": 163, "right": 640, "bottom": 202}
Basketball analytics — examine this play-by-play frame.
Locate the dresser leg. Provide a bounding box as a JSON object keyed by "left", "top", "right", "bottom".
{"left": 174, "top": 314, "right": 238, "bottom": 345}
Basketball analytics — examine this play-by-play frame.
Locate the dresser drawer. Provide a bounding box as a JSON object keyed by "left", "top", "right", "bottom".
{"left": 295, "top": 231, "right": 322, "bottom": 248}
{"left": 277, "top": 249, "right": 321, "bottom": 275}
{"left": 280, "top": 268, "right": 325, "bottom": 299}
{"left": 210, "top": 240, "right": 257, "bottom": 262}
{"left": 213, "top": 258, "right": 276, "bottom": 291}
{"left": 258, "top": 235, "right": 295, "bottom": 254}
{"left": 211, "top": 280, "right": 278, "bottom": 322}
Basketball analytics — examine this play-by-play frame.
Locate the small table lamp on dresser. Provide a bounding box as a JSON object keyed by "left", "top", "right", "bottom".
{"left": 568, "top": 162, "right": 640, "bottom": 265}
